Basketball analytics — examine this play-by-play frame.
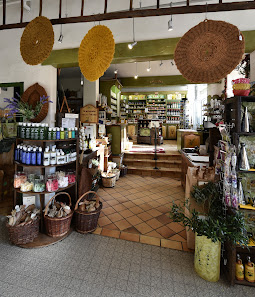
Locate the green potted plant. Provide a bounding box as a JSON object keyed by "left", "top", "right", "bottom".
{"left": 170, "top": 182, "right": 248, "bottom": 282}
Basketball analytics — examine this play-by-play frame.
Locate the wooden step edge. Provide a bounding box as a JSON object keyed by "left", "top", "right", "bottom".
{"left": 124, "top": 152, "right": 180, "bottom": 156}
{"left": 123, "top": 159, "right": 182, "bottom": 164}
{"left": 127, "top": 166, "right": 181, "bottom": 172}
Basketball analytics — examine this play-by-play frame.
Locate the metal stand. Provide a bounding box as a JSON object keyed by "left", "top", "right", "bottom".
{"left": 153, "top": 127, "right": 158, "bottom": 169}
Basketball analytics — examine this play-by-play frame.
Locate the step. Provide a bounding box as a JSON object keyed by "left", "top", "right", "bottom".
{"left": 124, "top": 152, "right": 181, "bottom": 161}
{"left": 127, "top": 166, "right": 181, "bottom": 178}
{"left": 123, "top": 159, "right": 181, "bottom": 169}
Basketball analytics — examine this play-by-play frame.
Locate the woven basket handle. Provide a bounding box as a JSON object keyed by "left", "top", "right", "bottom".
{"left": 74, "top": 191, "right": 100, "bottom": 211}
{"left": 44, "top": 192, "right": 72, "bottom": 216}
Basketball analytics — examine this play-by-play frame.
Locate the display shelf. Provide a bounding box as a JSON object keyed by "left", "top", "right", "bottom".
{"left": 16, "top": 138, "right": 77, "bottom": 142}
{"left": 235, "top": 279, "right": 255, "bottom": 287}
{"left": 15, "top": 160, "right": 76, "bottom": 168}
{"left": 15, "top": 183, "right": 76, "bottom": 195}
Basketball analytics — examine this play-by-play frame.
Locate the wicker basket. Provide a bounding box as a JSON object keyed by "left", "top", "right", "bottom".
{"left": 44, "top": 192, "right": 74, "bottom": 238}
{"left": 112, "top": 169, "right": 120, "bottom": 180}
{"left": 6, "top": 216, "right": 40, "bottom": 245}
{"left": 102, "top": 173, "right": 116, "bottom": 188}
{"left": 74, "top": 191, "right": 102, "bottom": 234}
{"left": 120, "top": 166, "right": 128, "bottom": 177}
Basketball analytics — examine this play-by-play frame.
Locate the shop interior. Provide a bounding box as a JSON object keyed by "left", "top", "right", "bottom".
{"left": 1, "top": 0, "right": 255, "bottom": 293}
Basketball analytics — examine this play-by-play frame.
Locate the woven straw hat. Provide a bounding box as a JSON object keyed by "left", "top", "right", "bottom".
{"left": 174, "top": 20, "right": 245, "bottom": 83}
{"left": 79, "top": 25, "right": 115, "bottom": 82}
{"left": 20, "top": 16, "right": 54, "bottom": 65}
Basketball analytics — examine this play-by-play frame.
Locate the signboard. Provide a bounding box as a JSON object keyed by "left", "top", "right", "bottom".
{"left": 80, "top": 104, "right": 99, "bottom": 123}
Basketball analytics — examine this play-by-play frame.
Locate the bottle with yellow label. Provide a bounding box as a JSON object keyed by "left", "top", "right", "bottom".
{"left": 245, "top": 256, "right": 255, "bottom": 283}
{"left": 236, "top": 254, "right": 244, "bottom": 281}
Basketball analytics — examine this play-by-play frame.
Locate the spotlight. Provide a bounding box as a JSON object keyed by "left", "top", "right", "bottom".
{"left": 147, "top": 61, "right": 151, "bottom": 72}
{"left": 128, "top": 41, "right": 137, "bottom": 50}
{"left": 168, "top": 18, "right": 173, "bottom": 31}
{"left": 134, "top": 75, "right": 138, "bottom": 79}
{"left": 134, "top": 62, "right": 138, "bottom": 79}
{"left": 58, "top": 24, "right": 63, "bottom": 43}
{"left": 114, "top": 69, "right": 118, "bottom": 74}
{"left": 171, "top": 61, "right": 174, "bottom": 66}
{"left": 81, "top": 75, "right": 84, "bottom": 86}
{"left": 159, "top": 61, "right": 163, "bottom": 67}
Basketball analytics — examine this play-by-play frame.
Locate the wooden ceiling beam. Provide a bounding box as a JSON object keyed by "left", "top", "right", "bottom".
{"left": 1, "top": 1, "right": 255, "bottom": 30}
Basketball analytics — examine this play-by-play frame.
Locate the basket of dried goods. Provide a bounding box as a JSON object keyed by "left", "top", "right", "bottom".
{"left": 6, "top": 204, "right": 40, "bottom": 245}
{"left": 112, "top": 169, "right": 120, "bottom": 181}
{"left": 74, "top": 191, "right": 102, "bottom": 234}
{"left": 120, "top": 165, "right": 128, "bottom": 177}
{"left": 101, "top": 172, "right": 116, "bottom": 188}
{"left": 44, "top": 192, "right": 73, "bottom": 237}
{"left": 232, "top": 78, "right": 250, "bottom": 96}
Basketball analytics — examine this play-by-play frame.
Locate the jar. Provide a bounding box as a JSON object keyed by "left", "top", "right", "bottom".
{"left": 33, "top": 178, "right": 46, "bottom": 192}
{"left": 46, "top": 175, "right": 59, "bottom": 192}
{"left": 20, "top": 180, "right": 34, "bottom": 192}
{"left": 67, "top": 171, "right": 76, "bottom": 184}
{"left": 14, "top": 172, "right": 27, "bottom": 188}
{"left": 57, "top": 171, "right": 69, "bottom": 188}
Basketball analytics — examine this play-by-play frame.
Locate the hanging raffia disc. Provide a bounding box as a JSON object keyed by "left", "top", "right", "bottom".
{"left": 20, "top": 16, "right": 54, "bottom": 65}
{"left": 174, "top": 20, "right": 245, "bottom": 83}
{"left": 79, "top": 25, "right": 115, "bottom": 82}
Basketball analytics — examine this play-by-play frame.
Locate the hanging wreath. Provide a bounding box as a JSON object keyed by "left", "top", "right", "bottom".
{"left": 20, "top": 16, "right": 54, "bottom": 65}
{"left": 79, "top": 25, "right": 115, "bottom": 82}
{"left": 174, "top": 20, "right": 245, "bottom": 83}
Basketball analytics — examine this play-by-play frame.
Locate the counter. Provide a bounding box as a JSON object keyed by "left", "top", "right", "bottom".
{"left": 177, "top": 129, "right": 208, "bottom": 151}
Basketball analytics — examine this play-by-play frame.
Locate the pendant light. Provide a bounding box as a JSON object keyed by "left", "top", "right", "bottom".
{"left": 147, "top": 61, "right": 151, "bottom": 72}
{"left": 58, "top": 24, "right": 64, "bottom": 43}
{"left": 134, "top": 62, "right": 138, "bottom": 79}
{"left": 168, "top": 2, "right": 173, "bottom": 31}
{"left": 128, "top": 18, "right": 137, "bottom": 49}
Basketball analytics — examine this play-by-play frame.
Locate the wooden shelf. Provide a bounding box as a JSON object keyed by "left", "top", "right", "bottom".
{"left": 15, "top": 160, "right": 76, "bottom": 168}
{"left": 235, "top": 279, "right": 255, "bottom": 287}
{"left": 16, "top": 138, "right": 78, "bottom": 142}
{"left": 15, "top": 183, "right": 75, "bottom": 195}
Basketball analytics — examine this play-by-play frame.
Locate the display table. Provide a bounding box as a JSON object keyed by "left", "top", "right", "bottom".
{"left": 177, "top": 129, "right": 205, "bottom": 151}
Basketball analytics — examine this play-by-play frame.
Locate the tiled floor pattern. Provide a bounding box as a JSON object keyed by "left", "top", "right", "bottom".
{"left": 95, "top": 174, "right": 189, "bottom": 251}
{"left": 0, "top": 216, "right": 253, "bottom": 297}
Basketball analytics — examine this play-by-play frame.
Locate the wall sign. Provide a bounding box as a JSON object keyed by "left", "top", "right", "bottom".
{"left": 80, "top": 104, "right": 99, "bottom": 123}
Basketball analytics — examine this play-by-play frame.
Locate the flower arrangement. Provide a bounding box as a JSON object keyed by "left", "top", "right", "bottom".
{"left": 2, "top": 94, "right": 52, "bottom": 121}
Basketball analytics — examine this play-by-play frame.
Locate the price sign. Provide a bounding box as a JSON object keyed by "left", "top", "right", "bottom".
{"left": 80, "top": 104, "right": 99, "bottom": 123}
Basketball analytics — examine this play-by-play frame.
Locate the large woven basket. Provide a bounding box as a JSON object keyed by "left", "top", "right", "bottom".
{"left": 6, "top": 216, "right": 40, "bottom": 245}
{"left": 102, "top": 174, "right": 116, "bottom": 188}
{"left": 44, "top": 192, "right": 73, "bottom": 238}
{"left": 112, "top": 169, "right": 120, "bottom": 180}
{"left": 74, "top": 191, "right": 102, "bottom": 234}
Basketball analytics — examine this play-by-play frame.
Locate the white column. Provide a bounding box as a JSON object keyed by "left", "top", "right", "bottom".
{"left": 83, "top": 77, "right": 99, "bottom": 107}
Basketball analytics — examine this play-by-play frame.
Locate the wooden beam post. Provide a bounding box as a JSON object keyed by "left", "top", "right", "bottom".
{"left": 3, "top": 0, "right": 6, "bottom": 25}
{"left": 130, "top": 0, "right": 133, "bottom": 10}
{"left": 59, "top": 0, "right": 62, "bottom": 18}
{"left": 39, "top": 0, "right": 42, "bottom": 16}
{"left": 20, "top": 0, "right": 23, "bottom": 23}
{"left": 104, "top": 0, "right": 108, "bottom": 14}
{"left": 81, "top": 0, "right": 84, "bottom": 16}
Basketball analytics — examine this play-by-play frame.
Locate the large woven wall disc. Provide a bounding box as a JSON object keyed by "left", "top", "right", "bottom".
{"left": 20, "top": 16, "right": 54, "bottom": 65}
{"left": 79, "top": 25, "right": 115, "bottom": 82}
{"left": 174, "top": 20, "right": 245, "bottom": 83}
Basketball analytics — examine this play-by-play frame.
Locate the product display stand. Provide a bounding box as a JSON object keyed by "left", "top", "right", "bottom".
{"left": 13, "top": 137, "right": 78, "bottom": 248}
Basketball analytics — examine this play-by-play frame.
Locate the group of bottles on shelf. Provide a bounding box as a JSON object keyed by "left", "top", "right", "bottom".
{"left": 14, "top": 171, "right": 76, "bottom": 193}
{"left": 79, "top": 127, "right": 96, "bottom": 153}
{"left": 17, "top": 122, "right": 78, "bottom": 140}
{"left": 236, "top": 255, "right": 255, "bottom": 283}
{"left": 15, "top": 144, "right": 77, "bottom": 166}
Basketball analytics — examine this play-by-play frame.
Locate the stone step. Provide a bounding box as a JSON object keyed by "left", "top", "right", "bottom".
{"left": 124, "top": 152, "right": 181, "bottom": 161}
{"left": 127, "top": 166, "right": 181, "bottom": 178}
{"left": 123, "top": 159, "right": 181, "bottom": 169}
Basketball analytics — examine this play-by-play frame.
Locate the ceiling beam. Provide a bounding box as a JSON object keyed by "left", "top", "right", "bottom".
{"left": 1, "top": 1, "right": 255, "bottom": 30}
{"left": 42, "top": 30, "right": 255, "bottom": 68}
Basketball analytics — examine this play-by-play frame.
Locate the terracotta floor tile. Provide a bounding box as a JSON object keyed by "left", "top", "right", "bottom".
{"left": 101, "top": 228, "right": 120, "bottom": 238}
{"left": 120, "top": 232, "right": 140, "bottom": 242}
{"left": 132, "top": 199, "right": 145, "bottom": 206}
{"left": 178, "top": 229, "right": 187, "bottom": 240}
{"left": 161, "top": 239, "right": 183, "bottom": 251}
{"left": 167, "top": 222, "right": 185, "bottom": 233}
{"left": 115, "top": 197, "right": 129, "bottom": 203}
{"left": 182, "top": 241, "right": 194, "bottom": 253}
{"left": 168, "top": 234, "right": 186, "bottom": 242}
{"left": 126, "top": 215, "right": 143, "bottom": 225}
{"left": 107, "top": 199, "right": 119, "bottom": 206}
{"left": 129, "top": 188, "right": 140, "bottom": 194}
{"left": 148, "top": 201, "right": 161, "bottom": 208}
{"left": 125, "top": 194, "right": 136, "bottom": 200}
{"left": 99, "top": 212, "right": 105, "bottom": 218}
{"left": 123, "top": 226, "right": 141, "bottom": 234}
{"left": 122, "top": 201, "right": 136, "bottom": 208}
{"left": 139, "top": 203, "right": 153, "bottom": 211}
{"left": 129, "top": 206, "right": 144, "bottom": 215}
{"left": 137, "top": 212, "right": 153, "bottom": 221}
{"left": 146, "top": 209, "right": 162, "bottom": 217}
{"left": 141, "top": 196, "right": 153, "bottom": 203}
{"left": 156, "top": 226, "right": 175, "bottom": 238}
{"left": 146, "top": 218, "right": 163, "bottom": 229}
{"left": 135, "top": 222, "right": 153, "bottom": 234}
{"left": 146, "top": 230, "right": 164, "bottom": 239}
{"left": 115, "top": 219, "right": 132, "bottom": 231}
{"left": 111, "top": 192, "right": 123, "bottom": 198}
{"left": 103, "top": 223, "right": 119, "bottom": 230}
{"left": 156, "top": 205, "right": 171, "bottom": 214}
{"left": 102, "top": 207, "right": 116, "bottom": 216}
{"left": 140, "top": 235, "right": 160, "bottom": 246}
{"left": 92, "top": 227, "right": 102, "bottom": 235}
{"left": 119, "top": 209, "right": 134, "bottom": 218}
{"left": 112, "top": 204, "right": 127, "bottom": 212}
{"left": 98, "top": 217, "right": 112, "bottom": 227}
{"left": 107, "top": 212, "right": 123, "bottom": 223}
{"left": 156, "top": 214, "right": 172, "bottom": 225}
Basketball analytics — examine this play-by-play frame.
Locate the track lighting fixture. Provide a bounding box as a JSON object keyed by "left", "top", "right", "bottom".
{"left": 134, "top": 62, "right": 138, "bottom": 79}
{"left": 58, "top": 24, "right": 63, "bottom": 43}
{"left": 168, "top": 3, "right": 173, "bottom": 31}
{"left": 114, "top": 69, "right": 118, "bottom": 74}
{"left": 171, "top": 60, "right": 174, "bottom": 66}
{"left": 134, "top": 75, "right": 138, "bottom": 79}
{"left": 159, "top": 60, "right": 163, "bottom": 67}
{"left": 147, "top": 61, "right": 151, "bottom": 72}
{"left": 81, "top": 75, "right": 84, "bottom": 86}
{"left": 128, "top": 18, "right": 137, "bottom": 49}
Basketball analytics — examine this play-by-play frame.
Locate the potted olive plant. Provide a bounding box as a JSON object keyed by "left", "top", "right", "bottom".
{"left": 170, "top": 182, "right": 248, "bottom": 282}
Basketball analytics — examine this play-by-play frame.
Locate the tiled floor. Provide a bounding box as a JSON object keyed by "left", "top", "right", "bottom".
{"left": 0, "top": 216, "right": 253, "bottom": 297}
{"left": 95, "top": 174, "right": 189, "bottom": 251}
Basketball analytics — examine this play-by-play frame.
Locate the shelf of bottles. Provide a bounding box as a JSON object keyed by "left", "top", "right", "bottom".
{"left": 110, "top": 90, "right": 118, "bottom": 118}
{"left": 146, "top": 94, "right": 166, "bottom": 120}
{"left": 121, "top": 95, "right": 147, "bottom": 120}
{"left": 179, "top": 98, "right": 189, "bottom": 129}
{"left": 166, "top": 99, "right": 181, "bottom": 124}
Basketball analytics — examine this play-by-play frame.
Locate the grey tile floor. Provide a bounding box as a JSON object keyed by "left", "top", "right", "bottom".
{"left": 0, "top": 216, "right": 254, "bottom": 297}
